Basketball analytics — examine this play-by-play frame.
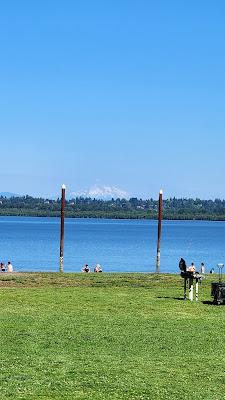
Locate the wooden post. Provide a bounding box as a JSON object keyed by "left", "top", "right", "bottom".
{"left": 156, "top": 189, "right": 163, "bottom": 273}
{"left": 59, "top": 184, "right": 66, "bottom": 272}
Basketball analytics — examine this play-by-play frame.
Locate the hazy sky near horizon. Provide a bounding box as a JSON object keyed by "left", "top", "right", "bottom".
{"left": 1, "top": 1, "right": 225, "bottom": 199}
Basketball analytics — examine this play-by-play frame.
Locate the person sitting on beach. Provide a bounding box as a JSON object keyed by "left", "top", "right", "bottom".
{"left": 7, "top": 261, "right": 13, "bottom": 273}
{"left": 187, "top": 262, "right": 196, "bottom": 273}
{"left": 94, "top": 264, "right": 102, "bottom": 273}
{"left": 0, "top": 263, "right": 6, "bottom": 272}
{"left": 82, "top": 264, "right": 90, "bottom": 273}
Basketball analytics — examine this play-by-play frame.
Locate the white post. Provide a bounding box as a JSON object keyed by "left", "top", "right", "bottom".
{"left": 196, "top": 280, "right": 199, "bottom": 302}
{"left": 184, "top": 278, "right": 187, "bottom": 300}
{"left": 189, "top": 277, "right": 193, "bottom": 301}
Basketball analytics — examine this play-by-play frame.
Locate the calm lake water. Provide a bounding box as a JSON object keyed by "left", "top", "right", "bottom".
{"left": 0, "top": 216, "right": 224, "bottom": 273}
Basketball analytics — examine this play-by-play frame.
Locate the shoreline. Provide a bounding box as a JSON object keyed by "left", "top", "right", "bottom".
{"left": 0, "top": 214, "right": 225, "bottom": 222}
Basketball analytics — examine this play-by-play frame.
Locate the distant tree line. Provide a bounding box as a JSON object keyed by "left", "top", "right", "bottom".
{"left": 0, "top": 195, "right": 225, "bottom": 220}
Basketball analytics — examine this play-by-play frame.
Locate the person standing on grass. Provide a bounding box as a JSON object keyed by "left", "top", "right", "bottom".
{"left": 7, "top": 261, "right": 13, "bottom": 273}
{"left": 200, "top": 262, "right": 205, "bottom": 274}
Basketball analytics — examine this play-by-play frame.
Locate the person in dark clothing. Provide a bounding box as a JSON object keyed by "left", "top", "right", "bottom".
{"left": 179, "top": 258, "right": 187, "bottom": 272}
{"left": 82, "top": 264, "right": 90, "bottom": 273}
{"left": 0, "top": 263, "right": 6, "bottom": 272}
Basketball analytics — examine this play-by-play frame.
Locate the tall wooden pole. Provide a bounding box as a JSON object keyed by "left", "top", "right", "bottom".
{"left": 59, "top": 184, "right": 66, "bottom": 272}
{"left": 156, "top": 189, "right": 163, "bottom": 273}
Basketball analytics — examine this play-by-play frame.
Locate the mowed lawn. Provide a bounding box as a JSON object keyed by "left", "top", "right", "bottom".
{"left": 0, "top": 273, "right": 224, "bottom": 400}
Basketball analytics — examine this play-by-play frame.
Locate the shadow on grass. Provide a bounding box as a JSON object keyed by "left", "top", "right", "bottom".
{"left": 158, "top": 296, "right": 219, "bottom": 305}
{"left": 157, "top": 296, "right": 185, "bottom": 301}
{"left": 202, "top": 300, "right": 216, "bottom": 306}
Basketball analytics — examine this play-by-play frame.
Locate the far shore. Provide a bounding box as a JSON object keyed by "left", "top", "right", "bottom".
{"left": 1, "top": 213, "right": 225, "bottom": 222}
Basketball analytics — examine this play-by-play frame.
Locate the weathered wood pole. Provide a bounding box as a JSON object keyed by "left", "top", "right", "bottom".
{"left": 156, "top": 189, "right": 163, "bottom": 273}
{"left": 59, "top": 184, "right": 66, "bottom": 272}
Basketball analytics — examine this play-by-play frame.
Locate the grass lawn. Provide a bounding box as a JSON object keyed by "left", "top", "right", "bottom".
{"left": 0, "top": 273, "right": 224, "bottom": 399}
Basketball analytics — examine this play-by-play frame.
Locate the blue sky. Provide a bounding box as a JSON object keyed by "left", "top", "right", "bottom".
{"left": 1, "top": 1, "right": 225, "bottom": 199}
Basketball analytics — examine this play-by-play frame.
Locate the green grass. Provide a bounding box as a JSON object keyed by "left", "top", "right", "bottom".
{"left": 0, "top": 273, "right": 224, "bottom": 399}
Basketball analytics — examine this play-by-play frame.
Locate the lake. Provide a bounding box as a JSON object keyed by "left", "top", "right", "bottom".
{"left": 0, "top": 216, "right": 224, "bottom": 273}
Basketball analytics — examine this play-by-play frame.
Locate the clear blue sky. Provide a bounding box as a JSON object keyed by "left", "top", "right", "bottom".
{"left": 1, "top": 1, "right": 225, "bottom": 199}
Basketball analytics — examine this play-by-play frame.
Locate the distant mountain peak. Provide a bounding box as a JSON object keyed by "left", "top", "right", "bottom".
{"left": 69, "top": 185, "right": 129, "bottom": 200}
{"left": 0, "top": 192, "right": 20, "bottom": 198}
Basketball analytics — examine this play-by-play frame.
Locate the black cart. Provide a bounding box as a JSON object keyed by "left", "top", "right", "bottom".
{"left": 211, "top": 263, "right": 225, "bottom": 305}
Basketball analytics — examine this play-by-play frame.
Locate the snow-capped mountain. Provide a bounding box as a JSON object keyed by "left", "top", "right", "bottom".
{"left": 69, "top": 185, "right": 129, "bottom": 200}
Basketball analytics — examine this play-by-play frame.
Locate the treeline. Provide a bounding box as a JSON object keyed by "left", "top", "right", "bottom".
{"left": 0, "top": 195, "right": 225, "bottom": 220}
